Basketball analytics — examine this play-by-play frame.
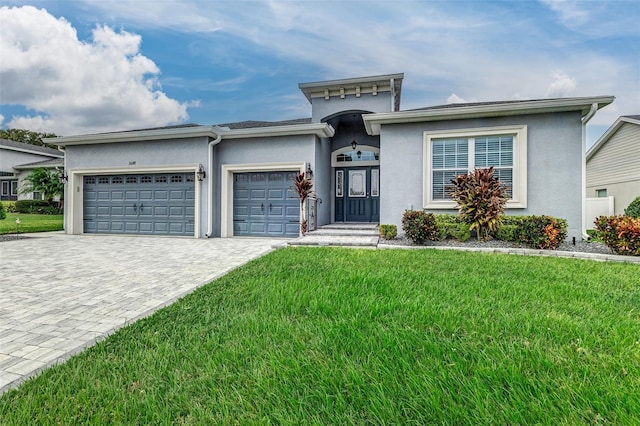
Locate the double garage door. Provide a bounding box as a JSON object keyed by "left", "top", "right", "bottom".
{"left": 83, "top": 173, "right": 195, "bottom": 236}
{"left": 233, "top": 171, "right": 300, "bottom": 237}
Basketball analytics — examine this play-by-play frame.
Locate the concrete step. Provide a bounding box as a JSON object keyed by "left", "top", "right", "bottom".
{"left": 289, "top": 223, "right": 379, "bottom": 247}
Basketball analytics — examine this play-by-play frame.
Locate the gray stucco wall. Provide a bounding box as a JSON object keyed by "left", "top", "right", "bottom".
{"left": 314, "top": 137, "right": 332, "bottom": 226}
{"left": 379, "top": 111, "right": 584, "bottom": 239}
{"left": 312, "top": 93, "right": 392, "bottom": 123}
{"left": 211, "top": 134, "right": 317, "bottom": 237}
{"left": 64, "top": 137, "right": 210, "bottom": 236}
{"left": 0, "top": 149, "right": 58, "bottom": 172}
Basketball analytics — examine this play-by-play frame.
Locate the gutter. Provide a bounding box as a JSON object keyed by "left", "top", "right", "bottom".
{"left": 206, "top": 133, "right": 223, "bottom": 238}
{"left": 581, "top": 103, "right": 599, "bottom": 240}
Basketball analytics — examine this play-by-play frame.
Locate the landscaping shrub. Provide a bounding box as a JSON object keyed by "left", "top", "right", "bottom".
{"left": 436, "top": 222, "right": 471, "bottom": 241}
{"left": 379, "top": 224, "right": 398, "bottom": 240}
{"left": 401, "top": 210, "right": 438, "bottom": 244}
{"left": 494, "top": 224, "right": 518, "bottom": 242}
{"left": 450, "top": 167, "right": 508, "bottom": 241}
{"left": 0, "top": 202, "right": 6, "bottom": 220}
{"left": 1, "top": 201, "right": 16, "bottom": 213}
{"left": 624, "top": 196, "right": 640, "bottom": 218}
{"left": 517, "top": 216, "right": 567, "bottom": 250}
{"left": 14, "top": 200, "right": 63, "bottom": 215}
{"left": 595, "top": 215, "right": 640, "bottom": 256}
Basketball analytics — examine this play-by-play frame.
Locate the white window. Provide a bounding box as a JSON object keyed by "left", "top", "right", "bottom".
{"left": 33, "top": 191, "right": 43, "bottom": 200}
{"left": 11, "top": 181, "right": 18, "bottom": 196}
{"left": 424, "top": 125, "right": 527, "bottom": 209}
{"left": 596, "top": 189, "right": 607, "bottom": 198}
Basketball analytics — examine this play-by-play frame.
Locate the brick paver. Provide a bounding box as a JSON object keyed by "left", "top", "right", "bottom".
{"left": 0, "top": 233, "right": 285, "bottom": 394}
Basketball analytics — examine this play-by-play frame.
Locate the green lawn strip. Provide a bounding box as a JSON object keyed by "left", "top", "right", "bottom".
{"left": 1, "top": 248, "right": 638, "bottom": 424}
{"left": 0, "top": 212, "right": 63, "bottom": 234}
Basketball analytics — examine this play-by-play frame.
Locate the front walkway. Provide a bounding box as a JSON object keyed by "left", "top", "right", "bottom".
{"left": 0, "top": 233, "right": 286, "bottom": 394}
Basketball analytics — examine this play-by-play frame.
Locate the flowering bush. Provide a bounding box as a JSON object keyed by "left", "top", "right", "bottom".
{"left": 595, "top": 215, "right": 640, "bottom": 256}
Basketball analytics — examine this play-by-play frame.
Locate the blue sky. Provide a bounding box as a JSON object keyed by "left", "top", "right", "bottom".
{"left": 1, "top": 0, "right": 638, "bottom": 147}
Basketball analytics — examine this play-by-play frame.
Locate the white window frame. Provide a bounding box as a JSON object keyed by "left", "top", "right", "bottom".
{"left": 423, "top": 125, "right": 527, "bottom": 209}
{"left": 331, "top": 145, "right": 380, "bottom": 167}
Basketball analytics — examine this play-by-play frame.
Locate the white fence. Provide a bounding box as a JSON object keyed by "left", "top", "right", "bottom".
{"left": 585, "top": 196, "right": 614, "bottom": 230}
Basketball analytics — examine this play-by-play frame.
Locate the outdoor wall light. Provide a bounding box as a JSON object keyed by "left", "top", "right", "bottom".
{"left": 59, "top": 170, "right": 68, "bottom": 184}
{"left": 351, "top": 114, "right": 358, "bottom": 150}
{"left": 196, "top": 164, "right": 206, "bottom": 181}
{"left": 305, "top": 163, "right": 313, "bottom": 180}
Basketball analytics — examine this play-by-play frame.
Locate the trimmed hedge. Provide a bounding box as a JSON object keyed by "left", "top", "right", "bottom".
{"left": 404, "top": 211, "right": 568, "bottom": 250}
{"left": 0, "top": 202, "right": 6, "bottom": 220}
{"left": 14, "top": 200, "right": 63, "bottom": 215}
{"left": 595, "top": 215, "right": 640, "bottom": 256}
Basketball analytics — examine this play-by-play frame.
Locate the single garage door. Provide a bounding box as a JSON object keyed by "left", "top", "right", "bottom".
{"left": 233, "top": 171, "right": 300, "bottom": 237}
{"left": 83, "top": 173, "right": 195, "bottom": 235}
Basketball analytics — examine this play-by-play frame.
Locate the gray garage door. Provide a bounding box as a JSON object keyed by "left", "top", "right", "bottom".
{"left": 233, "top": 171, "right": 300, "bottom": 237}
{"left": 83, "top": 173, "right": 195, "bottom": 235}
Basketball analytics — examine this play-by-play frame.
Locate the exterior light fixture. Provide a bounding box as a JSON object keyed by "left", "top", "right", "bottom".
{"left": 59, "top": 170, "right": 68, "bottom": 184}
{"left": 305, "top": 163, "right": 313, "bottom": 180}
{"left": 351, "top": 114, "right": 357, "bottom": 150}
{"left": 196, "top": 164, "right": 206, "bottom": 181}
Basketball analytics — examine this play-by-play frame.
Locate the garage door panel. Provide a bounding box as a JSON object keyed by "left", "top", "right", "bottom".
{"left": 250, "top": 189, "right": 267, "bottom": 199}
{"left": 154, "top": 190, "right": 168, "bottom": 200}
{"left": 268, "top": 189, "right": 285, "bottom": 199}
{"left": 140, "top": 190, "right": 153, "bottom": 200}
{"left": 84, "top": 173, "right": 194, "bottom": 236}
{"left": 110, "top": 191, "right": 124, "bottom": 200}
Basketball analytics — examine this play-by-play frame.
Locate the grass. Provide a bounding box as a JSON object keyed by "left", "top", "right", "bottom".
{"left": 1, "top": 248, "right": 639, "bottom": 424}
{"left": 0, "top": 212, "right": 63, "bottom": 234}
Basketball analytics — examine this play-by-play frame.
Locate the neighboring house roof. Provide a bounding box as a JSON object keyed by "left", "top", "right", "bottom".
{"left": 586, "top": 115, "right": 640, "bottom": 161}
{"left": 363, "top": 96, "right": 615, "bottom": 135}
{"left": 0, "top": 138, "right": 64, "bottom": 158}
{"left": 13, "top": 158, "right": 64, "bottom": 170}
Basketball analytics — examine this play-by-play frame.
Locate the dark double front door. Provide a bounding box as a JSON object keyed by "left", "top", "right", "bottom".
{"left": 335, "top": 167, "right": 379, "bottom": 222}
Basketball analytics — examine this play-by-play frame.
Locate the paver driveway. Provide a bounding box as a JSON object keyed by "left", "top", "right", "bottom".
{"left": 0, "top": 232, "right": 286, "bottom": 394}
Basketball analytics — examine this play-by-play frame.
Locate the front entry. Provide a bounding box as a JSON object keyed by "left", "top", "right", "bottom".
{"left": 335, "top": 167, "right": 379, "bottom": 222}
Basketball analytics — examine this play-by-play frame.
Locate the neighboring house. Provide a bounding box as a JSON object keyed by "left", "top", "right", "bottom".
{"left": 0, "top": 138, "right": 64, "bottom": 201}
{"left": 48, "top": 73, "right": 613, "bottom": 240}
{"left": 586, "top": 115, "right": 640, "bottom": 215}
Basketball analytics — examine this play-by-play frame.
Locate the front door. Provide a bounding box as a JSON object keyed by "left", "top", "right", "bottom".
{"left": 335, "top": 167, "right": 379, "bottom": 222}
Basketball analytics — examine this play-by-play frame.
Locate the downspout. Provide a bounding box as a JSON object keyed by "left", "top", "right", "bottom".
{"left": 581, "top": 103, "right": 598, "bottom": 240}
{"left": 58, "top": 145, "right": 66, "bottom": 233}
{"left": 206, "top": 132, "right": 223, "bottom": 237}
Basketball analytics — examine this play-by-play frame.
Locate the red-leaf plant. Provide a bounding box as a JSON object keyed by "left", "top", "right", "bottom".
{"left": 450, "top": 167, "right": 508, "bottom": 241}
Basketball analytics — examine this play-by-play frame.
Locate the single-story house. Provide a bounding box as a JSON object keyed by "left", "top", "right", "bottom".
{"left": 0, "top": 138, "right": 64, "bottom": 201}
{"left": 586, "top": 115, "right": 640, "bottom": 214}
{"left": 48, "top": 73, "right": 613, "bottom": 240}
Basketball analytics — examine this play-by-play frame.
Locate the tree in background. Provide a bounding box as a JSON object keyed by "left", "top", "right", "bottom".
{"left": 19, "top": 168, "right": 64, "bottom": 204}
{"left": 0, "top": 129, "right": 59, "bottom": 149}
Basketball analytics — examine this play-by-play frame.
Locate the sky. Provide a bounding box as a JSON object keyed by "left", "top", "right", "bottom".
{"left": 0, "top": 1, "right": 639, "bottom": 148}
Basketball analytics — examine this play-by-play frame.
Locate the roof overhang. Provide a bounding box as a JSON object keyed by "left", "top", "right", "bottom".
{"left": 586, "top": 115, "right": 640, "bottom": 161}
{"left": 363, "top": 96, "right": 615, "bottom": 135}
{"left": 299, "top": 73, "right": 404, "bottom": 111}
{"left": 46, "top": 123, "right": 335, "bottom": 146}
{"left": 220, "top": 123, "right": 335, "bottom": 139}
{"left": 0, "top": 143, "right": 64, "bottom": 158}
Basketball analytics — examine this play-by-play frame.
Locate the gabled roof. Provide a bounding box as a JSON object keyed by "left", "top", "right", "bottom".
{"left": 586, "top": 115, "right": 640, "bottom": 161}
{"left": 363, "top": 96, "right": 615, "bottom": 135}
{"left": 13, "top": 158, "right": 64, "bottom": 170}
{"left": 0, "top": 138, "right": 64, "bottom": 158}
{"left": 215, "top": 118, "right": 311, "bottom": 129}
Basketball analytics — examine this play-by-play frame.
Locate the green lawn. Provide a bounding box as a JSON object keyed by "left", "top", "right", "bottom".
{"left": 1, "top": 248, "right": 638, "bottom": 424}
{"left": 0, "top": 212, "right": 63, "bottom": 234}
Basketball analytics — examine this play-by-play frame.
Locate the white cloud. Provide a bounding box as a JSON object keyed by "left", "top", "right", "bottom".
{"left": 544, "top": 71, "right": 577, "bottom": 98}
{"left": 0, "top": 5, "right": 192, "bottom": 135}
{"left": 447, "top": 94, "right": 477, "bottom": 104}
